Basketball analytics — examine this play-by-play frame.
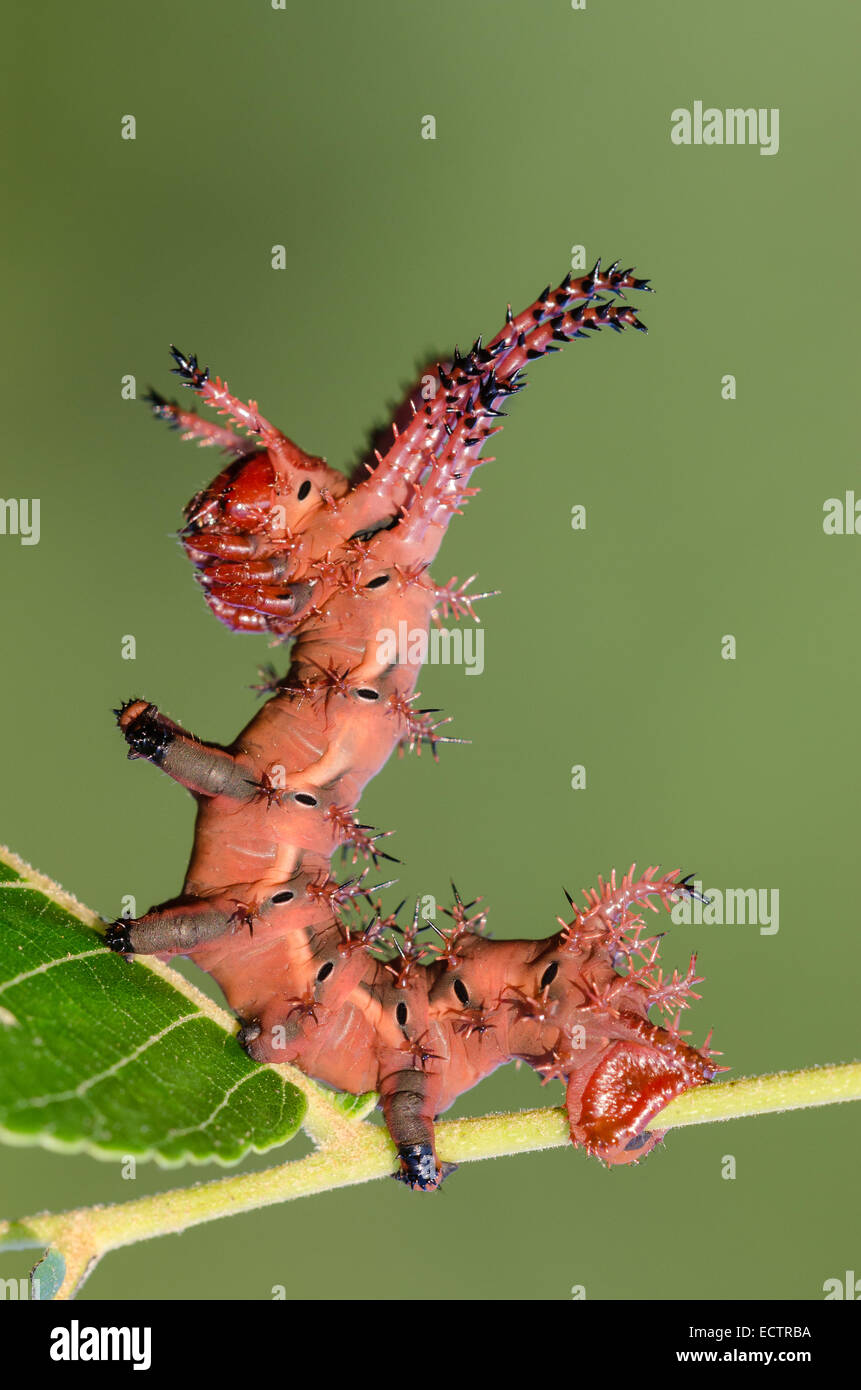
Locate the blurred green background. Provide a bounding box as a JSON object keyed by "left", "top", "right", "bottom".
{"left": 2, "top": 0, "right": 858, "bottom": 1300}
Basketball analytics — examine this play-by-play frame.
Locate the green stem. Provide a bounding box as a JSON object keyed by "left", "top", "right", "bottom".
{"left": 2, "top": 1061, "right": 858, "bottom": 1300}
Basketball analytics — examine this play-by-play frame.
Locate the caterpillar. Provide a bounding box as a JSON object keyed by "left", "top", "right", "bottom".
{"left": 106, "top": 261, "right": 721, "bottom": 1190}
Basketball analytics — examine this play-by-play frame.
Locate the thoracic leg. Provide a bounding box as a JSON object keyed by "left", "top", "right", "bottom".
{"left": 195, "top": 580, "right": 316, "bottom": 623}
{"left": 116, "top": 700, "right": 251, "bottom": 799}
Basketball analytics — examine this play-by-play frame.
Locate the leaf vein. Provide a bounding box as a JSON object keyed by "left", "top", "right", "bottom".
{"left": 10, "top": 1011, "right": 202, "bottom": 1111}
{"left": 0, "top": 947, "right": 106, "bottom": 997}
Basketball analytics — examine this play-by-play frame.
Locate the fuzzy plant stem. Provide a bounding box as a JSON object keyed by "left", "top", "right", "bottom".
{"left": 2, "top": 1061, "right": 858, "bottom": 1300}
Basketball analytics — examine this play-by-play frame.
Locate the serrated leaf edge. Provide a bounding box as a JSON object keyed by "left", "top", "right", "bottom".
{"left": 0, "top": 844, "right": 309, "bottom": 1168}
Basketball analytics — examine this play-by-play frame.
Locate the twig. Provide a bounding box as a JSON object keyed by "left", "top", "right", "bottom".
{"left": 2, "top": 1061, "right": 858, "bottom": 1300}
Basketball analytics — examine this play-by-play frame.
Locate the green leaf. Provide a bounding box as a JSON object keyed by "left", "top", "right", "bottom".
{"left": 330, "top": 1089, "right": 378, "bottom": 1121}
{"left": 0, "top": 849, "right": 306, "bottom": 1166}
{"left": 31, "top": 1247, "right": 66, "bottom": 1301}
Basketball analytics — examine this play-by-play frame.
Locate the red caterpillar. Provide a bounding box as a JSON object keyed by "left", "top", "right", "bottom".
{"left": 107, "top": 261, "right": 721, "bottom": 1190}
